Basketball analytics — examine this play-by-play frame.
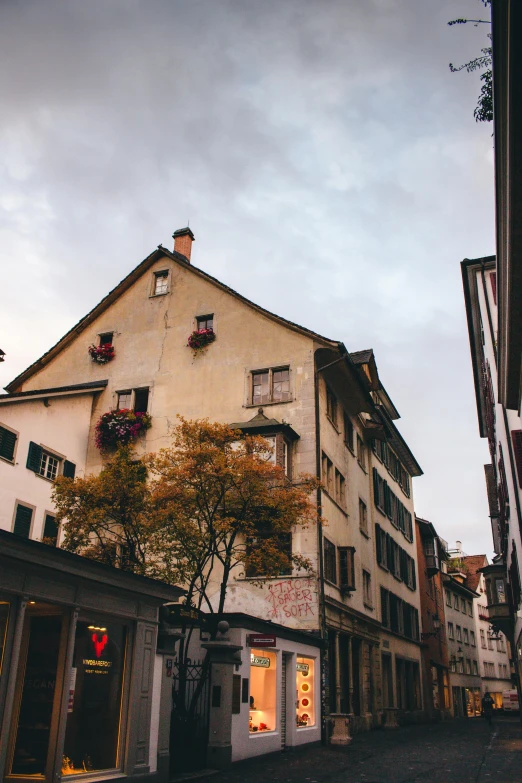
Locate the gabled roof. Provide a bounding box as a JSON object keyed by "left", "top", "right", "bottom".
{"left": 350, "top": 349, "right": 400, "bottom": 419}
{"left": 462, "top": 554, "right": 488, "bottom": 593}
{"left": 6, "top": 245, "right": 338, "bottom": 393}
{"left": 228, "top": 408, "right": 300, "bottom": 441}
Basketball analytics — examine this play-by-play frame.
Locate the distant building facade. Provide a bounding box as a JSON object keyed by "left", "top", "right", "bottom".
{"left": 416, "top": 517, "right": 451, "bottom": 720}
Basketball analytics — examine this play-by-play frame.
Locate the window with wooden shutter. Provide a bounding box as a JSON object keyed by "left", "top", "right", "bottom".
{"left": 511, "top": 431, "right": 522, "bottom": 488}
{"left": 0, "top": 425, "right": 17, "bottom": 462}
{"left": 339, "top": 547, "right": 355, "bottom": 591}
{"left": 13, "top": 503, "right": 33, "bottom": 538}
{"left": 26, "top": 441, "right": 43, "bottom": 472}
{"left": 63, "top": 460, "right": 76, "bottom": 479}
{"left": 43, "top": 514, "right": 59, "bottom": 546}
{"left": 324, "top": 538, "right": 337, "bottom": 584}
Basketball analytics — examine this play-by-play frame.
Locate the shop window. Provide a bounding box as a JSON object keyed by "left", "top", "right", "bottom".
{"left": 10, "top": 605, "right": 63, "bottom": 775}
{"left": 62, "top": 614, "right": 127, "bottom": 773}
{"left": 0, "top": 601, "right": 9, "bottom": 675}
{"left": 296, "top": 657, "right": 315, "bottom": 727}
{"left": 249, "top": 648, "right": 276, "bottom": 734}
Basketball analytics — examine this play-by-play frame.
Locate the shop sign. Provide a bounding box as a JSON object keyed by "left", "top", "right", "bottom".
{"left": 248, "top": 634, "right": 276, "bottom": 647}
{"left": 251, "top": 654, "right": 271, "bottom": 668}
{"left": 296, "top": 662, "right": 309, "bottom": 673}
{"left": 161, "top": 603, "right": 206, "bottom": 627}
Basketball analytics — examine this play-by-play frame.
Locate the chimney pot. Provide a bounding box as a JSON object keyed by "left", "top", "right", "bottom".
{"left": 173, "top": 227, "right": 195, "bottom": 262}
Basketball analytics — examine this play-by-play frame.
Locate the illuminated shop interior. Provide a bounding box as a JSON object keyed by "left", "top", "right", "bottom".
{"left": 249, "top": 649, "right": 276, "bottom": 733}
{"left": 296, "top": 656, "right": 315, "bottom": 727}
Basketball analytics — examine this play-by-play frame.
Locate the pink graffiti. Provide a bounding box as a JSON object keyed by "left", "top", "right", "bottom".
{"left": 265, "top": 577, "right": 316, "bottom": 620}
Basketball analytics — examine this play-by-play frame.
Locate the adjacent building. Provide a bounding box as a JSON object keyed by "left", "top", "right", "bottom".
{"left": 443, "top": 559, "right": 482, "bottom": 717}
{"left": 0, "top": 226, "right": 425, "bottom": 752}
{"left": 415, "top": 518, "right": 451, "bottom": 720}
{"left": 460, "top": 0, "right": 522, "bottom": 706}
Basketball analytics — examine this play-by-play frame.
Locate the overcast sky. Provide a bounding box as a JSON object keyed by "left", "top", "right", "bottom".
{"left": 0, "top": 0, "right": 495, "bottom": 556}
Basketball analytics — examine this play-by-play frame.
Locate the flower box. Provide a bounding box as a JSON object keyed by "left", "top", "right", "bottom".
{"left": 187, "top": 328, "right": 216, "bottom": 357}
{"left": 95, "top": 409, "right": 152, "bottom": 451}
{"left": 88, "top": 344, "right": 115, "bottom": 365}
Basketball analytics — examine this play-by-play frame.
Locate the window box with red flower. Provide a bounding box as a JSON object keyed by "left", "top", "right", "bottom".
{"left": 95, "top": 409, "right": 152, "bottom": 451}
{"left": 88, "top": 343, "right": 115, "bottom": 365}
{"left": 187, "top": 328, "right": 216, "bottom": 357}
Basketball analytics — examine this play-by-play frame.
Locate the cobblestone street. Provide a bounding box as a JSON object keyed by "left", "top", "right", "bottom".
{"left": 200, "top": 716, "right": 522, "bottom": 783}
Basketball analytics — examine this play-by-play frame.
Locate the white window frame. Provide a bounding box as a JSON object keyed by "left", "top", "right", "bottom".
{"left": 151, "top": 269, "right": 170, "bottom": 297}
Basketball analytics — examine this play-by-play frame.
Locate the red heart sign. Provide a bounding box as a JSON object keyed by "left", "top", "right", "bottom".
{"left": 92, "top": 633, "right": 108, "bottom": 658}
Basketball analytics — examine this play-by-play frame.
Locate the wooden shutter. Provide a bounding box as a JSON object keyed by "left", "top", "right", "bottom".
{"left": 0, "top": 426, "right": 17, "bottom": 461}
{"left": 375, "top": 524, "right": 382, "bottom": 564}
{"left": 511, "top": 431, "right": 522, "bottom": 488}
{"left": 63, "top": 460, "right": 76, "bottom": 479}
{"left": 373, "top": 468, "right": 380, "bottom": 507}
{"left": 43, "top": 514, "right": 59, "bottom": 545}
{"left": 26, "top": 441, "right": 42, "bottom": 472}
{"left": 13, "top": 504, "right": 32, "bottom": 537}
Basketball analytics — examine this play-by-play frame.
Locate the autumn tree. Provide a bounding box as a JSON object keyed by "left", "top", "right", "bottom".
{"left": 53, "top": 418, "right": 319, "bottom": 629}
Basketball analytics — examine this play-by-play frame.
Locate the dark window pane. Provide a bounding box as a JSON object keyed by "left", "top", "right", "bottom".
{"left": 134, "top": 388, "right": 149, "bottom": 414}
{"left": 43, "top": 515, "right": 58, "bottom": 546}
{"left": 63, "top": 616, "right": 127, "bottom": 772}
{"left": 99, "top": 333, "right": 113, "bottom": 346}
{"left": 11, "top": 613, "right": 62, "bottom": 774}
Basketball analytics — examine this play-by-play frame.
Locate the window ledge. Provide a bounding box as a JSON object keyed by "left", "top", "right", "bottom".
{"left": 0, "top": 456, "right": 15, "bottom": 466}
{"left": 321, "top": 489, "right": 348, "bottom": 517}
{"left": 357, "top": 461, "right": 367, "bottom": 474}
{"left": 245, "top": 399, "right": 293, "bottom": 408}
{"left": 149, "top": 292, "right": 170, "bottom": 299}
{"left": 34, "top": 472, "right": 56, "bottom": 484}
{"left": 324, "top": 578, "right": 338, "bottom": 589}
{"left": 363, "top": 602, "right": 374, "bottom": 611}
{"left": 326, "top": 416, "right": 340, "bottom": 433}
{"left": 345, "top": 444, "right": 355, "bottom": 456}
{"left": 359, "top": 527, "right": 370, "bottom": 539}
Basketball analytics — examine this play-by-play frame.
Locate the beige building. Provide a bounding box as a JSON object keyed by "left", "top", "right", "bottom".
{"left": 2, "top": 228, "right": 425, "bottom": 734}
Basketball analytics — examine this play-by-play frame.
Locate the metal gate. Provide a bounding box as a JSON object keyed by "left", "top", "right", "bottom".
{"left": 170, "top": 660, "right": 210, "bottom": 774}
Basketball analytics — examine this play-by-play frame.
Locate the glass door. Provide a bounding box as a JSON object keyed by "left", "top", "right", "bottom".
{"left": 6, "top": 603, "right": 67, "bottom": 781}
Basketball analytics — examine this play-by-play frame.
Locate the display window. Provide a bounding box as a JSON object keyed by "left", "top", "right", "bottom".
{"left": 62, "top": 614, "right": 127, "bottom": 774}
{"left": 0, "top": 600, "right": 9, "bottom": 675}
{"left": 249, "top": 649, "right": 276, "bottom": 734}
{"left": 9, "top": 603, "right": 64, "bottom": 776}
{"left": 296, "top": 656, "right": 315, "bottom": 727}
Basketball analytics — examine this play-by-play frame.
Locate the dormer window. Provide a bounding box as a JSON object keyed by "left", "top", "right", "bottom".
{"left": 153, "top": 270, "right": 169, "bottom": 296}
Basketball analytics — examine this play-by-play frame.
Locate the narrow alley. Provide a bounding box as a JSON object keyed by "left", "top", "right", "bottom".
{"left": 203, "top": 716, "right": 522, "bottom": 783}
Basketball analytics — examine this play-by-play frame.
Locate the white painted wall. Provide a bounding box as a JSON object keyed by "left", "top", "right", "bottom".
{"left": 0, "top": 393, "right": 93, "bottom": 540}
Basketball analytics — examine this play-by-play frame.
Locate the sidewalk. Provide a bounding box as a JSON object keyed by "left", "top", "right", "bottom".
{"left": 174, "top": 714, "right": 522, "bottom": 783}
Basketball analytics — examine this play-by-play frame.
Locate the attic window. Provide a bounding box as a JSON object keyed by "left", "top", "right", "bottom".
{"left": 153, "top": 270, "right": 169, "bottom": 296}
{"left": 196, "top": 314, "right": 214, "bottom": 331}
{"left": 99, "top": 333, "right": 113, "bottom": 346}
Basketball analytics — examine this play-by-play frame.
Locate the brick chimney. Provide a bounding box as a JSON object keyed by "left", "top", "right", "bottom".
{"left": 173, "top": 227, "right": 195, "bottom": 262}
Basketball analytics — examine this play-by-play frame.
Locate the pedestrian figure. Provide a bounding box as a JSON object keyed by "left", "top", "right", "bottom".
{"left": 482, "top": 690, "right": 494, "bottom": 725}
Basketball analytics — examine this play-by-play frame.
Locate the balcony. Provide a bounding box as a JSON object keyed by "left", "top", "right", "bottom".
{"left": 425, "top": 554, "right": 440, "bottom": 577}
{"left": 480, "top": 562, "right": 512, "bottom": 636}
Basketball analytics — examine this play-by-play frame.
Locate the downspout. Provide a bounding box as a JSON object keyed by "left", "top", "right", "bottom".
{"left": 314, "top": 361, "right": 327, "bottom": 744}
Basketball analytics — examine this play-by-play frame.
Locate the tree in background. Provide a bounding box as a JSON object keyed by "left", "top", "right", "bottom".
{"left": 449, "top": 0, "right": 492, "bottom": 123}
